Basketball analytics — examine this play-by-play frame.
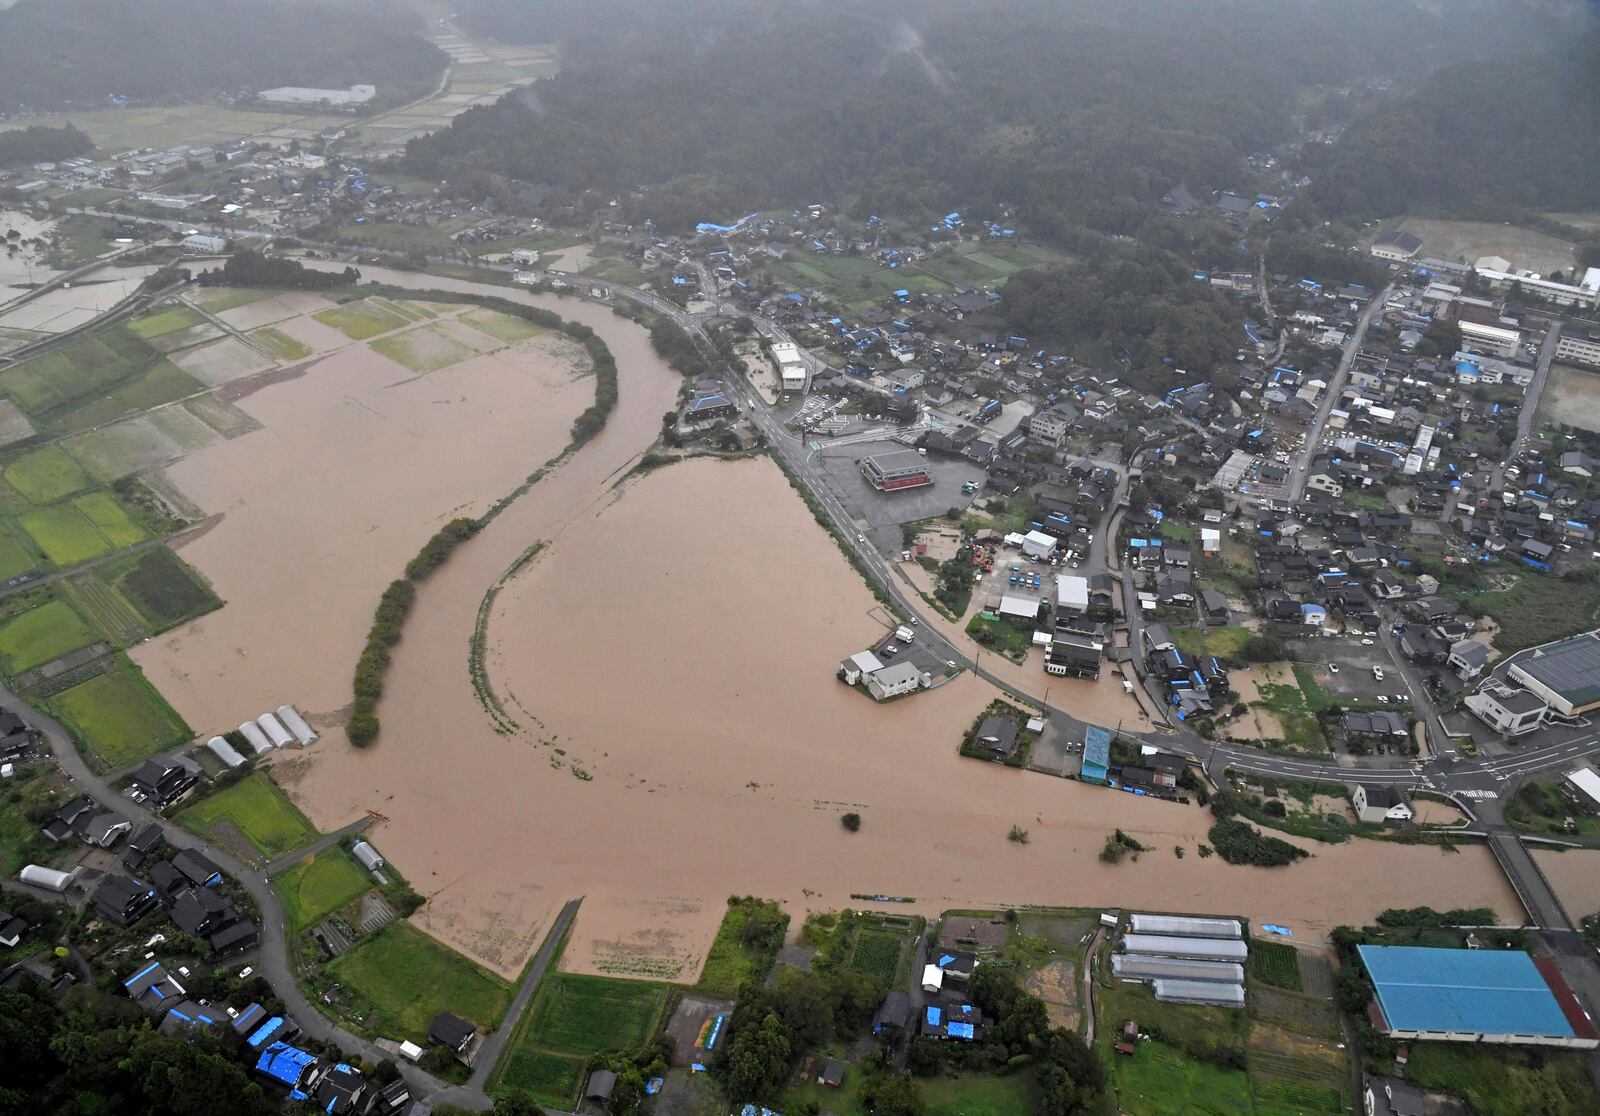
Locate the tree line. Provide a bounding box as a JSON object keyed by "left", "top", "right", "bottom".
{"left": 198, "top": 251, "right": 359, "bottom": 291}
{"left": 0, "top": 124, "right": 92, "bottom": 169}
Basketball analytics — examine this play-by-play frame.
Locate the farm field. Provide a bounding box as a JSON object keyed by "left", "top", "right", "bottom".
{"left": 1115, "top": 1041, "right": 1253, "bottom": 1116}
{"left": 0, "top": 533, "right": 39, "bottom": 579}
{"left": 176, "top": 772, "right": 316, "bottom": 861}
{"left": 106, "top": 546, "right": 219, "bottom": 631}
{"left": 250, "top": 327, "right": 313, "bottom": 360}
{"left": 4, "top": 445, "right": 90, "bottom": 503}
{"left": 495, "top": 973, "right": 668, "bottom": 1108}
{"left": 0, "top": 766, "right": 71, "bottom": 877}
{"left": 461, "top": 307, "right": 546, "bottom": 344}
{"left": 1378, "top": 217, "right": 1578, "bottom": 275}
{"left": 923, "top": 1073, "right": 1039, "bottom": 1116}
{"left": 19, "top": 503, "right": 117, "bottom": 567}
{"left": 313, "top": 299, "right": 412, "bottom": 341}
{"left": 1173, "top": 625, "right": 1251, "bottom": 662}
{"left": 34, "top": 104, "right": 351, "bottom": 153}
{"left": 1471, "top": 569, "right": 1600, "bottom": 653}
{"left": 128, "top": 306, "right": 206, "bottom": 340}
{"left": 694, "top": 897, "right": 787, "bottom": 997}
{"left": 371, "top": 325, "right": 476, "bottom": 373}
{"left": 193, "top": 288, "right": 275, "bottom": 313}
{"left": 50, "top": 664, "right": 189, "bottom": 770}
{"left": 330, "top": 921, "right": 513, "bottom": 1041}
{"left": 274, "top": 847, "right": 374, "bottom": 930}
{"left": 72, "top": 490, "right": 149, "bottom": 548}
{"left": 1402, "top": 1042, "right": 1600, "bottom": 1115}
{"left": 1247, "top": 940, "right": 1303, "bottom": 991}
{"left": 0, "top": 598, "right": 100, "bottom": 673}
{"left": 0, "top": 324, "right": 203, "bottom": 436}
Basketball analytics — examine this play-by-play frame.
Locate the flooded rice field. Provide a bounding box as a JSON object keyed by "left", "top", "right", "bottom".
{"left": 136, "top": 268, "right": 1527, "bottom": 980}
{"left": 1532, "top": 848, "right": 1600, "bottom": 923}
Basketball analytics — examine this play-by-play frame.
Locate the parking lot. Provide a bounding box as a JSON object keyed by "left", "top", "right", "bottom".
{"left": 812, "top": 438, "right": 983, "bottom": 551}
{"left": 1284, "top": 636, "right": 1413, "bottom": 706}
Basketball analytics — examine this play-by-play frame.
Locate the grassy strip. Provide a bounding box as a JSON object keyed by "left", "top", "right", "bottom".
{"left": 347, "top": 579, "right": 415, "bottom": 747}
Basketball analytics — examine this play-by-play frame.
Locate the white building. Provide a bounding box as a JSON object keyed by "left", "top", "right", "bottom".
{"left": 206, "top": 735, "right": 247, "bottom": 768}
{"left": 770, "top": 342, "right": 808, "bottom": 393}
{"left": 276, "top": 704, "right": 317, "bottom": 745}
{"left": 1465, "top": 681, "right": 1548, "bottom": 736}
{"left": 865, "top": 660, "right": 927, "bottom": 701}
{"left": 180, "top": 234, "right": 226, "bottom": 255}
{"left": 258, "top": 84, "right": 376, "bottom": 107}
{"left": 1021, "top": 530, "right": 1057, "bottom": 559}
{"left": 1458, "top": 320, "right": 1520, "bottom": 359}
{"left": 352, "top": 840, "right": 385, "bottom": 872}
{"left": 1055, "top": 574, "right": 1089, "bottom": 613}
{"left": 257, "top": 713, "right": 294, "bottom": 749}
{"left": 1370, "top": 230, "right": 1423, "bottom": 262}
{"left": 1555, "top": 332, "right": 1600, "bottom": 369}
{"left": 1472, "top": 265, "right": 1600, "bottom": 309}
{"left": 20, "top": 864, "right": 78, "bottom": 892}
{"left": 1351, "top": 783, "right": 1414, "bottom": 825}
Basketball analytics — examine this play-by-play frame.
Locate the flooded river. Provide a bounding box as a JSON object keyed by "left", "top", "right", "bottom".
{"left": 140, "top": 267, "right": 1527, "bottom": 980}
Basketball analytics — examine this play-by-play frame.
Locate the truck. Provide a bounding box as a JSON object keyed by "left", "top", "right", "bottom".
{"left": 894, "top": 625, "right": 915, "bottom": 643}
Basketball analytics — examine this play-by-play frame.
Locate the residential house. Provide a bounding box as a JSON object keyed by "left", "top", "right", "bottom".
{"left": 1465, "top": 682, "right": 1548, "bottom": 737}
{"left": 873, "top": 990, "right": 912, "bottom": 1035}
{"left": 970, "top": 717, "right": 1019, "bottom": 762}
{"left": 93, "top": 875, "right": 160, "bottom": 927}
{"left": 1364, "top": 1076, "right": 1425, "bottom": 1116}
{"left": 428, "top": 1012, "right": 480, "bottom": 1065}
{"left": 0, "top": 908, "right": 26, "bottom": 948}
{"left": 173, "top": 849, "right": 223, "bottom": 889}
{"left": 1447, "top": 640, "right": 1490, "bottom": 681}
{"left": 131, "top": 756, "right": 199, "bottom": 807}
{"left": 1351, "top": 784, "right": 1413, "bottom": 825}
{"left": 1342, "top": 711, "right": 1409, "bottom": 740}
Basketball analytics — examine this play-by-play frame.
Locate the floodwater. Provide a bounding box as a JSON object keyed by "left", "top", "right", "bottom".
{"left": 144, "top": 266, "right": 1528, "bottom": 982}
{"left": 1532, "top": 849, "right": 1600, "bottom": 924}
{"left": 130, "top": 301, "right": 593, "bottom": 736}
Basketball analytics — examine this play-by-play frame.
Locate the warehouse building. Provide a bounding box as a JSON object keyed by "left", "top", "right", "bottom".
{"left": 1507, "top": 632, "right": 1600, "bottom": 717}
{"left": 770, "top": 342, "right": 808, "bottom": 392}
{"left": 862, "top": 450, "right": 932, "bottom": 492}
{"left": 1358, "top": 946, "right": 1599, "bottom": 1048}
{"left": 1129, "top": 914, "right": 1242, "bottom": 939}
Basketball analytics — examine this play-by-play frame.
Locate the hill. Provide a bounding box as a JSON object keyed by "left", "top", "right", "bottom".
{"left": 0, "top": 0, "right": 446, "bottom": 113}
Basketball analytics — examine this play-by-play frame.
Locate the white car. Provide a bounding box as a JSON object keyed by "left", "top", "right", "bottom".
{"left": 1361, "top": 638, "right": 1374, "bottom": 646}
{"left": 1373, "top": 667, "right": 1385, "bottom": 681}
{"left": 1328, "top": 664, "right": 1339, "bottom": 674}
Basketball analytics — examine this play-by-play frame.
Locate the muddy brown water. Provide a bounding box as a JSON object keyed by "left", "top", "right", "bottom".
{"left": 137, "top": 268, "right": 1526, "bottom": 981}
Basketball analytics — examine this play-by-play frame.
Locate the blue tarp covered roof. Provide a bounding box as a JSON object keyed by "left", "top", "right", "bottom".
{"left": 256, "top": 1042, "right": 316, "bottom": 1089}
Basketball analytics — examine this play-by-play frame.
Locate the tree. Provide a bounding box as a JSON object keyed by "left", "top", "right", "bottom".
{"left": 1241, "top": 634, "right": 1284, "bottom": 662}
{"left": 841, "top": 812, "right": 861, "bottom": 831}
{"left": 722, "top": 1012, "right": 791, "bottom": 1101}
{"left": 860, "top": 1072, "right": 925, "bottom": 1116}
{"left": 493, "top": 1091, "right": 547, "bottom": 1116}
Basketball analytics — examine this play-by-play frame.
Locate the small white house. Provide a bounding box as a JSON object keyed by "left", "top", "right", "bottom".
{"left": 180, "top": 233, "right": 226, "bottom": 255}
{"left": 921, "top": 964, "right": 944, "bottom": 993}
{"left": 1351, "top": 783, "right": 1414, "bottom": 825}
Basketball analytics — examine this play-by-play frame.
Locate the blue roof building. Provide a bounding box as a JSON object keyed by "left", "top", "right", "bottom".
{"left": 1082, "top": 725, "right": 1112, "bottom": 785}
{"left": 1358, "top": 946, "right": 1597, "bottom": 1048}
{"left": 255, "top": 1042, "right": 318, "bottom": 1101}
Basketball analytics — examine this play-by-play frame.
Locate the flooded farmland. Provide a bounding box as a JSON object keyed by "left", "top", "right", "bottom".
{"left": 135, "top": 269, "right": 1527, "bottom": 981}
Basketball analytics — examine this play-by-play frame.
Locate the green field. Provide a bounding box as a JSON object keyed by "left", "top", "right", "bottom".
{"left": 850, "top": 928, "right": 904, "bottom": 981}
{"left": 1472, "top": 571, "right": 1600, "bottom": 654}
{"left": 194, "top": 288, "right": 275, "bottom": 313}
{"left": 274, "top": 847, "right": 374, "bottom": 929}
{"left": 50, "top": 360, "right": 202, "bottom": 433}
{"left": 0, "top": 533, "right": 39, "bottom": 579}
{"left": 51, "top": 665, "right": 189, "bottom": 770}
{"left": 923, "top": 1074, "right": 1039, "bottom": 1116}
{"left": 177, "top": 773, "right": 316, "bottom": 860}
{"left": 1114, "top": 1041, "right": 1253, "bottom": 1116}
{"left": 250, "top": 327, "right": 313, "bottom": 360}
{"left": 19, "top": 503, "right": 115, "bottom": 566}
{"left": 39, "top": 104, "right": 353, "bottom": 154}
{"left": 1247, "top": 940, "right": 1304, "bottom": 991}
{"left": 128, "top": 306, "right": 206, "bottom": 340}
{"left": 72, "top": 490, "right": 148, "bottom": 548}
{"left": 496, "top": 973, "right": 667, "bottom": 1107}
{"left": 313, "top": 300, "right": 412, "bottom": 341}
{"left": 1403, "top": 1043, "right": 1600, "bottom": 1116}
{"left": 0, "top": 598, "right": 101, "bottom": 673}
{"left": 0, "top": 326, "right": 201, "bottom": 435}
{"left": 4, "top": 445, "right": 91, "bottom": 503}
{"left": 330, "top": 921, "right": 512, "bottom": 1040}
{"left": 461, "top": 307, "right": 546, "bottom": 344}
{"left": 370, "top": 326, "right": 475, "bottom": 373}
{"left": 695, "top": 897, "right": 787, "bottom": 996}
{"left": 1173, "top": 625, "right": 1251, "bottom": 662}
{"left": 110, "top": 547, "right": 218, "bottom": 630}
{"left": 0, "top": 766, "right": 71, "bottom": 877}
{"left": 61, "top": 572, "right": 147, "bottom": 645}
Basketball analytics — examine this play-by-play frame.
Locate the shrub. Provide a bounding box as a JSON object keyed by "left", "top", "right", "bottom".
{"left": 1207, "top": 819, "right": 1307, "bottom": 866}
{"left": 841, "top": 812, "right": 861, "bottom": 832}
{"left": 1008, "top": 825, "right": 1030, "bottom": 844}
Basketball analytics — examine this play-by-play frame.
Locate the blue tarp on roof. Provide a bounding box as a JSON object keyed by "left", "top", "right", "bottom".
{"left": 124, "top": 961, "right": 160, "bottom": 987}
{"left": 256, "top": 1042, "right": 316, "bottom": 1089}
{"left": 939, "top": 954, "right": 956, "bottom": 966}
{"left": 247, "top": 1016, "right": 286, "bottom": 1048}
{"left": 948, "top": 1022, "right": 975, "bottom": 1039}
{"left": 1358, "top": 946, "right": 1574, "bottom": 1038}
{"left": 926, "top": 1006, "right": 942, "bottom": 1026}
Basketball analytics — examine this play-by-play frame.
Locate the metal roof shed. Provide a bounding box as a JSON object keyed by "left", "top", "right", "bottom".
{"left": 1153, "top": 979, "right": 1245, "bottom": 1008}
{"left": 1121, "top": 934, "right": 1248, "bottom": 962}
{"left": 1129, "top": 914, "right": 1243, "bottom": 939}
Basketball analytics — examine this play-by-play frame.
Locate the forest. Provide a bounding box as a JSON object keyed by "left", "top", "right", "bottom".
{"left": 1306, "top": 31, "right": 1600, "bottom": 218}
{"left": 0, "top": 124, "right": 93, "bottom": 168}
{"left": 413, "top": 0, "right": 1574, "bottom": 238}
{"left": 0, "top": 0, "right": 446, "bottom": 112}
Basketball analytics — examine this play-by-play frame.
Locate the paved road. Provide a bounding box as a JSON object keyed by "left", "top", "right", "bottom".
{"left": 0, "top": 682, "right": 460, "bottom": 1104}
{"left": 436, "top": 897, "right": 583, "bottom": 1108}
{"left": 1488, "top": 321, "right": 1562, "bottom": 494}
{"left": 1287, "top": 286, "right": 1391, "bottom": 503}
{"left": 265, "top": 816, "right": 373, "bottom": 877}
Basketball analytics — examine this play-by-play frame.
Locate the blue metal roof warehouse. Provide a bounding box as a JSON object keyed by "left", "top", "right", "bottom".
{"left": 1358, "top": 946, "right": 1595, "bottom": 1047}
